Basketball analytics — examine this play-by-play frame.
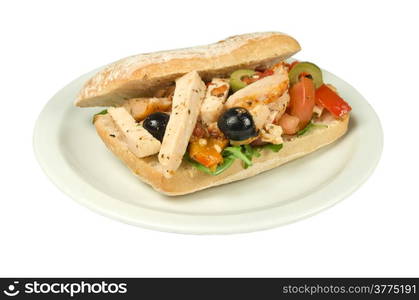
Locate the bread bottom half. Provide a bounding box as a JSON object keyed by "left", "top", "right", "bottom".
{"left": 94, "top": 114, "right": 349, "bottom": 196}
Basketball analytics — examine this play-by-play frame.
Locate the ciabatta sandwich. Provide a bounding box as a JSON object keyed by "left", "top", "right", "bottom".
{"left": 75, "top": 32, "right": 351, "bottom": 195}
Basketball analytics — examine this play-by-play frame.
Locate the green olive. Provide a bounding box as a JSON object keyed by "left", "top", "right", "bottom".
{"left": 230, "top": 69, "right": 256, "bottom": 92}
{"left": 289, "top": 62, "right": 323, "bottom": 89}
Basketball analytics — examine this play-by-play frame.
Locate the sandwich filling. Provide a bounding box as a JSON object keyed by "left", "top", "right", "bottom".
{"left": 94, "top": 61, "right": 351, "bottom": 178}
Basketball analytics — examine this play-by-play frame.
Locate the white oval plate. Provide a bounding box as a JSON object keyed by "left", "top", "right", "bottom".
{"left": 34, "top": 68, "right": 383, "bottom": 234}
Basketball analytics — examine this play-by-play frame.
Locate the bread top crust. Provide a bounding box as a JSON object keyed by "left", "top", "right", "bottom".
{"left": 75, "top": 32, "right": 301, "bottom": 107}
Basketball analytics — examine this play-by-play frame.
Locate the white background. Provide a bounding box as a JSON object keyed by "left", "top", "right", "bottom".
{"left": 1, "top": 0, "right": 418, "bottom": 277}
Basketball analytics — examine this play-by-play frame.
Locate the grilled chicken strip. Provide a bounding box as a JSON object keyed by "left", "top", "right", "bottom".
{"left": 158, "top": 71, "right": 206, "bottom": 178}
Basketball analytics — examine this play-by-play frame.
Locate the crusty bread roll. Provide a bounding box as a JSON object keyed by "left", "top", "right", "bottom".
{"left": 75, "top": 32, "right": 300, "bottom": 107}
{"left": 94, "top": 113, "right": 349, "bottom": 195}
{"left": 76, "top": 32, "right": 350, "bottom": 196}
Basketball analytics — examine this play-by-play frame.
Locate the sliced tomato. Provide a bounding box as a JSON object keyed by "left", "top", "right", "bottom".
{"left": 289, "top": 77, "right": 315, "bottom": 128}
{"left": 315, "top": 84, "right": 352, "bottom": 118}
{"left": 277, "top": 113, "right": 300, "bottom": 135}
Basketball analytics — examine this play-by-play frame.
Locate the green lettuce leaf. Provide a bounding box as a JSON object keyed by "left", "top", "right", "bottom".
{"left": 261, "top": 143, "right": 283, "bottom": 152}
{"left": 224, "top": 146, "right": 253, "bottom": 168}
{"left": 185, "top": 154, "right": 235, "bottom": 176}
{"left": 92, "top": 109, "right": 108, "bottom": 124}
{"left": 186, "top": 142, "right": 284, "bottom": 175}
{"left": 297, "top": 122, "right": 328, "bottom": 136}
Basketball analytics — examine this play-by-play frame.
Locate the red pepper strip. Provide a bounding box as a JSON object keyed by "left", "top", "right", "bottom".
{"left": 315, "top": 84, "right": 352, "bottom": 118}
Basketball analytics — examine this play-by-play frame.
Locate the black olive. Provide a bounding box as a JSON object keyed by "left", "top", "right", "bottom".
{"left": 217, "top": 107, "right": 257, "bottom": 141}
{"left": 143, "top": 112, "right": 170, "bottom": 141}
